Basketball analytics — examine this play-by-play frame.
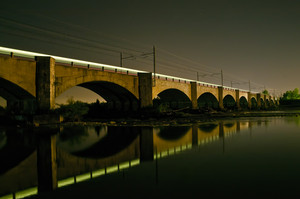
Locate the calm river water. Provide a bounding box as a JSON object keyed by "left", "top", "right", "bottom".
{"left": 1, "top": 116, "right": 300, "bottom": 198}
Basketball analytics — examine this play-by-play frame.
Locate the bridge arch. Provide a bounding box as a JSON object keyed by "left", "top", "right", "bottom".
{"left": 55, "top": 64, "right": 139, "bottom": 100}
{"left": 154, "top": 88, "right": 191, "bottom": 109}
{"left": 250, "top": 97, "right": 257, "bottom": 109}
{"left": 79, "top": 81, "right": 139, "bottom": 111}
{"left": 0, "top": 78, "right": 36, "bottom": 114}
{"left": 239, "top": 96, "right": 248, "bottom": 109}
{"left": 67, "top": 126, "right": 140, "bottom": 158}
{"left": 197, "top": 92, "right": 219, "bottom": 109}
{"left": 223, "top": 89, "right": 236, "bottom": 101}
{"left": 270, "top": 99, "right": 275, "bottom": 107}
{"left": 0, "top": 56, "right": 36, "bottom": 97}
{"left": 56, "top": 81, "right": 139, "bottom": 111}
{"left": 265, "top": 99, "right": 270, "bottom": 108}
{"left": 223, "top": 94, "right": 236, "bottom": 109}
{"left": 152, "top": 79, "right": 191, "bottom": 100}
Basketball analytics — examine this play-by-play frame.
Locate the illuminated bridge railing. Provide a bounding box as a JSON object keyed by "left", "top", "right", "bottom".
{"left": 0, "top": 46, "right": 144, "bottom": 76}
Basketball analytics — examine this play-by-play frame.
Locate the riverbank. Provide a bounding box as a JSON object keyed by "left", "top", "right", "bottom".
{"left": 1, "top": 108, "right": 300, "bottom": 127}
{"left": 60, "top": 109, "right": 300, "bottom": 127}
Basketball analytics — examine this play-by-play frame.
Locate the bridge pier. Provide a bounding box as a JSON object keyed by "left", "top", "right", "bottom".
{"left": 218, "top": 86, "right": 224, "bottom": 110}
{"left": 236, "top": 121, "right": 241, "bottom": 132}
{"left": 139, "top": 127, "right": 154, "bottom": 162}
{"left": 192, "top": 124, "right": 198, "bottom": 146}
{"left": 219, "top": 122, "right": 224, "bottom": 137}
{"left": 191, "top": 82, "right": 198, "bottom": 109}
{"left": 36, "top": 129, "right": 58, "bottom": 192}
{"left": 235, "top": 90, "right": 241, "bottom": 110}
{"left": 138, "top": 73, "right": 153, "bottom": 108}
{"left": 36, "top": 57, "right": 56, "bottom": 112}
{"left": 264, "top": 95, "right": 268, "bottom": 109}
{"left": 256, "top": 93, "right": 262, "bottom": 109}
{"left": 247, "top": 92, "right": 252, "bottom": 109}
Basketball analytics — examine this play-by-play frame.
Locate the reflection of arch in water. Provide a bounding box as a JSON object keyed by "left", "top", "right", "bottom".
{"left": 153, "top": 126, "right": 192, "bottom": 153}
{"left": 156, "top": 126, "right": 190, "bottom": 141}
{"left": 0, "top": 129, "right": 36, "bottom": 175}
{"left": 198, "top": 123, "right": 218, "bottom": 133}
{"left": 223, "top": 122, "right": 237, "bottom": 135}
{"left": 198, "top": 122, "right": 220, "bottom": 143}
{"left": 224, "top": 123, "right": 235, "bottom": 128}
{"left": 240, "top": 121, "right": 250, "bottom": 130}
{"left": 72, "top": 126, "right": 139, "bottom": 158}
{"left": 57, "top": 126, "right": 108, "bottom": 153}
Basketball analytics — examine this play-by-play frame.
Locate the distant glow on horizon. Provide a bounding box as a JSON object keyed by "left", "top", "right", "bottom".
{"left": 55, "top": 86, "right": 106, "bottom": 105}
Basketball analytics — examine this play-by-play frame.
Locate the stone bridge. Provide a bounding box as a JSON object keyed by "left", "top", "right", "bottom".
{"left": 0, "top": 47, "right": 278, "bottom": 114}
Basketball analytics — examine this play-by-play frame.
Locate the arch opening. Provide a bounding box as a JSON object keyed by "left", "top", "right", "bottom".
{"left": 154, "top": 89, "right": 191, "bottom": 110}
{"left": 55, "top": 81, "right": 139, "bottom": 120}
{"left": 223, "top": 95, "right": 236, "bottom": 110}
{"left": 197, "top": 92, "right": 219, "bottom": 110}
{"left": 251, "top": 97, "right": 257, "bottom": 109}
{"left": 239, "top": 96, "right": 248, "bottom": 109}
{"left": 0, "top": 129, "right": 36, "bottom": 175}
{"left": 265, "top": 99, "right": 270, "bottom": 107}
{"left": 70, "top": 126, "right": 139, "bottom": 158}
{"left": 270, "top": 100, "right": 275, "bottom": 107}
{"left": 80, "top": 81, "right": 139, "bottom": 112}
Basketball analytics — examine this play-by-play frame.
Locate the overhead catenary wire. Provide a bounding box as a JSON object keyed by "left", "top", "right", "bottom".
{"left": 0, "top": 14, "right": 274, "bottom": 93}
{"left": 0, "top": 16, "right": 148, "bottom": 55}
{"left": 0, "top": 29, "right": 120, "bottom": 62}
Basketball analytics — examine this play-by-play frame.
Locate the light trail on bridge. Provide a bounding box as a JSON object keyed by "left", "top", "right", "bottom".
{"left": 0, "top": 46, "right": 260, "bottom": 94}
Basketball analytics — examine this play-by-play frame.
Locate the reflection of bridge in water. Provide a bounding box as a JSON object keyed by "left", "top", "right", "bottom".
{"left": 0, "top": 120, "right": 267, "bottom": 198}
{"left": 153, "top": 120, "right": 256, "bottom": 159}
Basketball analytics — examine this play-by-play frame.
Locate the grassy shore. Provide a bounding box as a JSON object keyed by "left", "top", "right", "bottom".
{"left": 1, "top": 106, "right": 300, "bottom": 127}
{"left": 60, "top": 108, "right": 300, "bottom": 127}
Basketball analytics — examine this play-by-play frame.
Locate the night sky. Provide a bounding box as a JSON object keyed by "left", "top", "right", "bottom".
{"left": 1, "top": 0, "right": 300, "bottom": 103}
